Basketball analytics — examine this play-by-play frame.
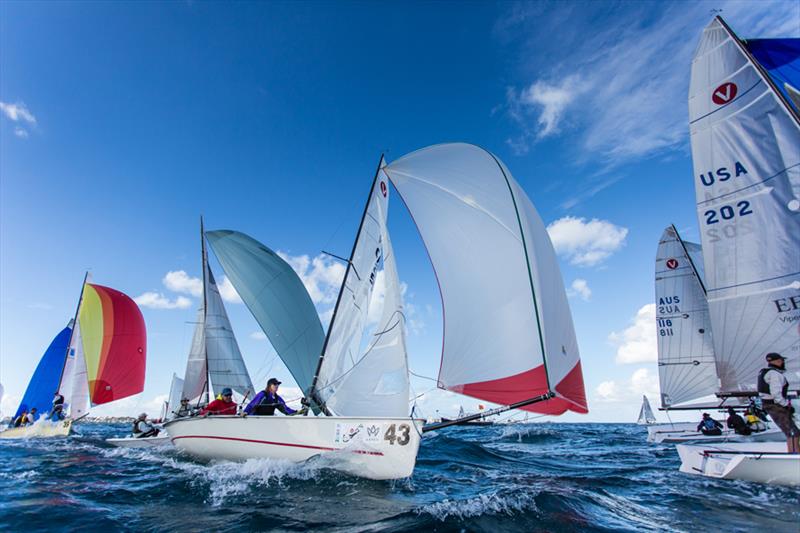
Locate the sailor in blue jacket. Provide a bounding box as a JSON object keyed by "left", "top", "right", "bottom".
{"left": 244, "top": 378, "right": 297, "bottom": 416}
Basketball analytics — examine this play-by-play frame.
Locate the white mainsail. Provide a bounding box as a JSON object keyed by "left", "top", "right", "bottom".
{"left": 182, "top": 307, "right": 207, "bottom": 403}
{"left": 384, "top": 143, "right": 587, "bottom": 415}
{"left": 313, "top": 158, "right": 410, "bottom": 417}
{"left": 58, "top": 319, "right": 89, "bottom": 419}
{"left": 655, "top": 226, "right": 718, "bottom": 408}
{"left": 637, "top": 395, "right": 656, "bottom": 425}
{"left": 689, "top": 17, "right": 800, "bottom": 394}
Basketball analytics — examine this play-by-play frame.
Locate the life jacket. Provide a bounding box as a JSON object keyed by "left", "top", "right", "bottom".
{"left": 757, "top": 368, "right": 789, "bottom": 400}
{"left": 702, "top": 418, "right": 717, "bottom": 430}
{"left": 132, "top": 420, "right": 143, "bottom": 435}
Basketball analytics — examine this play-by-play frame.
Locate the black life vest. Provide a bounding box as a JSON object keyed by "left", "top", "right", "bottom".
{"left": 757, "top": 368, "right": 789, "bottom": 399}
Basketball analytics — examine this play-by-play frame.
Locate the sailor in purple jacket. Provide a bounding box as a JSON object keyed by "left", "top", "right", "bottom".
{"left": 244, "top": 378, "right": 296, "bottom": 416}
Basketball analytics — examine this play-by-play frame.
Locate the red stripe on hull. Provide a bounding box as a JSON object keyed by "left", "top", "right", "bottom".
{"left": 171, "top": 434, "right": 384, "bottom": 456}
{"left": 450, "top": 361, "right": 588, "bottom": 415}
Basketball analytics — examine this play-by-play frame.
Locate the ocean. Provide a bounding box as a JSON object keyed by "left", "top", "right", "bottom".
{"left": 0, "top": 422, "right": 797, "bottom": 532}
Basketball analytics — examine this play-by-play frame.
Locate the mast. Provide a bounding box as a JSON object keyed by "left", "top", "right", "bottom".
{"left": 56, "top": 271, "right": 89, "bottom": 393}
{"left": 309, "top": 154, "right": 385, "bottom": 414}
{"left": 715, "top": 15, "right": 800, "bottom": 125}
{"left": 671, "top": 224, "right": 707, "bottom": 296}
{"left": 200, "top": 215, "right": 210, "bottom": 403}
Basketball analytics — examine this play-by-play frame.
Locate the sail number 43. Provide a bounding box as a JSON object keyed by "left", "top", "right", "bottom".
{"left": 384, "top": 423, "right": 410, "bottom": 445}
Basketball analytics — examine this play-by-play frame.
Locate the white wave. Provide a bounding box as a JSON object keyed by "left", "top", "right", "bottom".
{"left": 417, "top": 490, "right": 538, "bottom": 520}
{"left": 497, "top": 424, "right": 557, "bottom": 442}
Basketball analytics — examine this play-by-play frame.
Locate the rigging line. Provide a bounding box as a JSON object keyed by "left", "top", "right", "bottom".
{"left": 409, "top": 370, "right": 438, "bottom": 382}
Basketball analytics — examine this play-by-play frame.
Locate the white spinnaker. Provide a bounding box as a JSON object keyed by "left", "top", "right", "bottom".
{"left": 690, "top": 17, "right": 800, "bottom": 393}
{"left": 655, "top": 226, "right": 718, "bottom": 408}
{"left": 385, "top": 143, "right": 586, "bottom": 414}
{"left": 166, "top": 373, "right": 185, "bottom": 419}
{"left": 58, "top": 320, "right": 89, "bottom": 419}
{"left": 637, "top": 396, "right": 656, "bottom": 425}
{"left": 204, "top": 265, "right": 254, "bottom": 399}
{"left": 182, "top": 307, "right": 207, "bottom": 403}
{"left": 315, "top": 161, "right": 410, "bottom": 417}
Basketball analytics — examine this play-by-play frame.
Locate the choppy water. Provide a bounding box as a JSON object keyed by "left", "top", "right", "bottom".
{"left": 0, "top": 422, "right": 797, "bottom": 532}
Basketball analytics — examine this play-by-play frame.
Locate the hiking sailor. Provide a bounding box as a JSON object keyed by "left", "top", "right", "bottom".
{"left": 244, "top": 378, "right": 302, "bottom": 416}
{"left": 696, "top": 412, "right": 723, "bottom": 436}
{"left": 758, "top": 352, "right": 799, "bottom": 453}
{"left": 132, "top": 413, "right": 160, "bottom": 438}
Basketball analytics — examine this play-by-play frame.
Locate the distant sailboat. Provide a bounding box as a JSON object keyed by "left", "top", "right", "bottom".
{"left": 166, "top": 143, "right": 587, "bottom": 479}
{"left": 676, "top": 16, "right": 800, "bottom": 486}
{"left": 637, "top": 396, "right": 657, "bottom": 425}
{"left": 1, "top": 275, "right": 147, "bottom": 439}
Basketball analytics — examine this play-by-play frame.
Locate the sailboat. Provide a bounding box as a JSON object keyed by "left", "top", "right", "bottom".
{"left": 1, "top": 275, "right": 147, "bottom": 439}
{"left": 165, "top": 143, "right": 587, "bottom": 480}
{"left": 675, "top": 16, "right": 800, "bottom": 486}
{"left": 637, "top": 396, "right": 656, "bottom": 425}
{"left": 107, "top": 373, "right": 183, "bottom": 448}
{"left": 441, "top": 406, "right": 494, "bottom": 426}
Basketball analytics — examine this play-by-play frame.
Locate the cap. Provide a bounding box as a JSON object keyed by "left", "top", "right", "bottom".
{"left": 267, "top": 378, "right": 282, "bottom": 387}
{"left": 139, "top": 413, "right": 147, "bottom": 419}
{"left": 181, "top": 397, "right": 189, "bottom": 402}
{"left": 221, "top": 387, "right": 233, "bottom": 396}
{"left": 702, "top": 412, "right": 710, "bottom": 417}
{"left": 766, "top": 352, "right": 785, "bottom": 362}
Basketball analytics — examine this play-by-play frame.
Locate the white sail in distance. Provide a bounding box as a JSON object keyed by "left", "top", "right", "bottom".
{"left": 655, "top": 226, "right": 718, "bottom": 408}
{"left": 313, "top": 158, "right": 410, "bottom": 417}
{"left": 384, "top": 143, "right": 587, "bottom": 415}
{"left": 689, "top": 17, "right": 800, "bottom": 393}
{"left": 637, "top": 396, "right": 656, "bottom": 425}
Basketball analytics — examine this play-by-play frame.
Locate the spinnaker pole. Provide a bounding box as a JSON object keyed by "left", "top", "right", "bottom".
{"left": 422, "top": 392, "right": 555, "bottom": 432}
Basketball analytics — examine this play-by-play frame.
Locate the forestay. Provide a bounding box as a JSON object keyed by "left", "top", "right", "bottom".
{"left": 384, "top": 143, "right": 587, "bottom": 415}
{"left": 689, "top": 17, "right": 800, "bottom": 394}
{"left": 313, "top": 158, "right": 410, "bottom": 417}
{"left": 206, "top": 230, "right": 324, "bottom": 395}
{"left": 655, "top": 226, "right": 718, "bottom": 408}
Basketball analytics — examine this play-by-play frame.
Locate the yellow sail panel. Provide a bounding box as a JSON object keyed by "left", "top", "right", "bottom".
{"left": 79, "top": 284, "right": 104, "bottom": 386}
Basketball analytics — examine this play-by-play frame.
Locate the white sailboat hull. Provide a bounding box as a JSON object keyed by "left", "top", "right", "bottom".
{"left": 0, "top": 419, "right": 73, "bottom": 439}
{"left": 164, "top": 415, "right": 424, "bottom": 480}
{"left": 677, "top": 442, "right": 800, "bottom": 486}
{"left": 106, "top": 433, "right": 172, "bottom": 448}
{"left": 651, "top": 425, "right": 783, "bottom": 444}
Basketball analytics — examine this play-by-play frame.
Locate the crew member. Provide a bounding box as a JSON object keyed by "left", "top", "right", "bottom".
{"left": 725, "top": 407, "right": 751, "bottom": 436}
{"left": 758, "top": 353, "right": 799, "bottom": 453}
{"left": 49, "top": 393, "right": 65, "bottom": 421}
{"left": 200, "top": 388, "right": 238, "bottom": 416}
{"left": 696, "top": 413, "right": 723, "bottom": 436}
{"left": 132, "top": 413, "right": 160, "bottom": 438}
{"left": 244, "top": 378, "right": 300, "bottom": 416}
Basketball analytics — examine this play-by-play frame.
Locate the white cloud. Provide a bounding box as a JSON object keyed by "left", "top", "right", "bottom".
{"left": 14, "top": 127, "right": 29, "bottom": 138}
{"left": 609, "top": 304, "right": 657, "bottom": 364}
{"left": 278, "top": 252, "right": 346, "bottom": 305}
{"left": 499, "top": 2, "right": 800, "bottom": 164}
{"left": 0, "top": 101, "right": 37, "bottom": 124}
{"left": 163, "top": 270, "right": 202, "bottom": 297}
{"left": 547, "top": 216, "right": 628, "bottom": 267}
{"left": 218, "top": 275, "right": 243, "bottom": 304}
{"left": 250, "top": 331, "right": 267, "bottom": 341}
{"left": 134, "top": 291, "right": 192, "bottom": 310}
{"left": 593, "top": 367, "right": 659, "bottom": 404}
{"left": 567, "top": 278, "right": 591, "bottom": 301}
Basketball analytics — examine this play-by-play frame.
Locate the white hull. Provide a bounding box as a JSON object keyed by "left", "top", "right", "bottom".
{"left": 106, "top": 434, "right": 172, "bottom": 448}
{"left": 651, "top": 425, "right": 783, "bottom": 444}
{"left": 164, "top": 415, "right": 423, "bottom": 480}
{"left": 677, "top": 442, "right": 800, "bottom": 486}
{"left": 647, "top": 422, "right": 696, "bottom": 442}
{"left": 0, "top": 419, "right": 73, "bottom": 439}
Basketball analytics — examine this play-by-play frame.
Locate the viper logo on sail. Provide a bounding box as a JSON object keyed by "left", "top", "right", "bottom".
{"left": 712, "top": 82, "right": 737, "bottom": 105}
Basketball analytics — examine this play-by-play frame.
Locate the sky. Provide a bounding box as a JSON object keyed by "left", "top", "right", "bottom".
{"left": 1, "top": 0, "right": 798, "bottom": 423}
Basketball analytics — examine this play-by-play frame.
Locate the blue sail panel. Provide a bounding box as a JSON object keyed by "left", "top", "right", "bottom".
{"left": 205, "top": 230, "right": 324, "bottom": 395}
{"left": 745, "top": 38, "right": 800, "bottom": 112}
{"left": 13, "top": 325, "right": 72, "bottom": 421}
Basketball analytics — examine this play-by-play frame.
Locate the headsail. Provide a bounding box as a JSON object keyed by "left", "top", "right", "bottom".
{"left": 637, "top": 395, "right": 656, "bottom": 425}
{"left": 655, "top": 226, "right": 718, "bottom": 408}
{"left": 79, "top": 284, "right": 147, "bottom": 405}
{"left": 689, "top": 17, "right": 800, "bottom": 394}
{"left": 384, "top": 143, "right": 587, "bottom": 415}
{"left": 205, "top": 230, "right": 324, "bottom": 395}
{"left": 312, "top": 157, "right": 410, "bottom": 417}
{"left": 13, "top": 325, "right": 72, "bottom": 421}
{"left": 744, "top": 38, "right": 800, "bottom": 113}
{"left": 58, "top": 319, "right": 89, "bottom": 419}
{"left": 166, "top": 373, "right": 185, "bottom": 420}
{"left": 181, "top": 306, "right": 207, "bottom": 403}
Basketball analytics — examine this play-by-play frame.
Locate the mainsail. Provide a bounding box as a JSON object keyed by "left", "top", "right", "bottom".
{"left": 182, "top": 306, "right": 207, "bottom": 402}
{"left": 166, "top": 373, "right": 185, "bottom": 420}
{"left": 655, "top": 226, "right": 718, "bottom": 408}
{"left": 689, "top": 17, "right": 800, "bottom": 394}
{"left": 312, "top": 157, "right": 410, "bottom": 417}
{"left": 205, "top": 230, "right": 324, "bottom": 395}
{"left": 12, "top": 325, "right": 72, "bottom": 421}
{"left": 79, "top": 283, "right": 147, "bottom": 405}
{"left": 384, "top": 143, "right": 587, "bottom": 415}
{"left": 637, "top": 395, "right": 656, "bottom": 425}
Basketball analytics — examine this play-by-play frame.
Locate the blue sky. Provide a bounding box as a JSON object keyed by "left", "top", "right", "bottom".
{"left": 1, "top": 1, "right": 798, "bottom": 422}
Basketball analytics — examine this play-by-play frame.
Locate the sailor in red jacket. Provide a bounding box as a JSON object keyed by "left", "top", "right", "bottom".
{"left": 200, "top": 387, "right": 237, "bottom": 416}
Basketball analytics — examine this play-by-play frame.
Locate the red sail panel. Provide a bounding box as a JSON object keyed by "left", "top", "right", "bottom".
{"left": 87, "top": 284, "right": 147, "bottom": 405}
{"left": 450, "top": 361, "right": 588, "bottom": 415}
